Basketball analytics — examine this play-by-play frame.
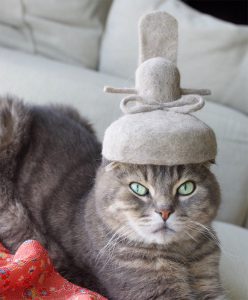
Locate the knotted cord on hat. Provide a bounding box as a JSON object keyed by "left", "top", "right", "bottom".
{"left": 120, "top": 94, "right": 205, "bottom": 114}
{"left": 104, "top": 85, "right": 209, "bottom": 115}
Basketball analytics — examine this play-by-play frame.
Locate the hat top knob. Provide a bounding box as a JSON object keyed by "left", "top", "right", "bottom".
{"left": 103, "top": 12, "right": 210, "bottom": 115}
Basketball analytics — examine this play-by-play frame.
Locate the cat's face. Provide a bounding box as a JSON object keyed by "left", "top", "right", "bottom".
{"left": 94, "top": 161, "right": 220, "bottom": 245}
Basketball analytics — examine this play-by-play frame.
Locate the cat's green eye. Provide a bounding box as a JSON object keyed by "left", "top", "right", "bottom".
{"left": 129, "top": 182, "right": 149, "bottom": 196}
{"left": 177, "top": 181, "right": 195, "bottom": 196}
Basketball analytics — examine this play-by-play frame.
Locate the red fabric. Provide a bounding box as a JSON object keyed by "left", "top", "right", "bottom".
{"left": 0, "top": 240, "right": 107, "bottom": 300}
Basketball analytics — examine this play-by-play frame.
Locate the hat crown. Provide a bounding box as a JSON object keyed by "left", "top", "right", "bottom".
{"left": 135, "top": 57, "right": 181, "bottom": 104}
{"left": 102, "top": 12, "right": 216, "bottom": 166}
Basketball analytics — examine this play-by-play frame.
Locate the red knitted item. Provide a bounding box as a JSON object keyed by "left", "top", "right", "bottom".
{"left": 0, "top": 240, "right": 107, "bottom": 300}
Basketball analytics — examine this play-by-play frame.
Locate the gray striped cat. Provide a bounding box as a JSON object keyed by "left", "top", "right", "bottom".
{"left": 0, "top": 97, "right": 225, "bottom": 299}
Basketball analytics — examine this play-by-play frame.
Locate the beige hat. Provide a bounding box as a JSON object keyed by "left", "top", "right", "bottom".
{"left": 102, "top": 12, "right": 217, "bottom": 165}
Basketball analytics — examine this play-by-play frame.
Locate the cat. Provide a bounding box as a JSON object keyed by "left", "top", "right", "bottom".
{"left": 0, "top": 96, "right": 225, "bottom": 299}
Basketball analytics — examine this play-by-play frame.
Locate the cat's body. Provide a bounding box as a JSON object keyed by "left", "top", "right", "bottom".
{"left": 0, "top": 97, "right": 102, "bottom": 282}
{"left": 0, "top": 97, "right": 225, "bottom": 299}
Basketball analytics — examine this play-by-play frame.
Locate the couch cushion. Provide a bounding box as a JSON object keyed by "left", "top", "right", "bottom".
{"left": 214, "top": 221, "right": 248, "bottom": 300}
{"left": 0, "top": 47, "right": 247, "bottom": 226}
{"left": 0, "top": 47, "right": 124, "bottom": 139}
{"left": 0, "top": 0, "right": 112, "bottom": 69}
{"left": 196, "top": 103, "right": 248, "bottom": 226}
{"left": 100, "top": 0, "right": 248, "bottom": 114}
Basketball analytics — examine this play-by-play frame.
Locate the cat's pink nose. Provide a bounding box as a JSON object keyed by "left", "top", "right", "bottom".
{"left": 158, "top": 210, "right": 172, "bottom": 221}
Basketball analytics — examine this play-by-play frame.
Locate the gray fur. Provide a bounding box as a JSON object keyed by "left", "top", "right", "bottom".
{"left": 0, "top": 97, "right": 225, "bottom": 299}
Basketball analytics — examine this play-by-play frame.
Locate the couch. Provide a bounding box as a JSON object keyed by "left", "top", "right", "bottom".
{"left": 0, "top": 0, "right": 247, "bottom": 299}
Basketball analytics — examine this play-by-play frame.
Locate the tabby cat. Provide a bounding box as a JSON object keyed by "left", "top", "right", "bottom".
{"left": 0, "top": 97, "right": 225, "bottom": 299}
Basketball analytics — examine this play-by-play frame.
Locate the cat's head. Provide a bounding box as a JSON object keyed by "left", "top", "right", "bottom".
{"left": 94, "top": 160, "right": 220, "bottom": 245}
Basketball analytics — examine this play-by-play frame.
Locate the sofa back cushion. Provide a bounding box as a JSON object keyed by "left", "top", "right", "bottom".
{"left": 100, "top": 0, "right": 248, "bottom": 114}
{"left": 0, "top": 0, "right": 112, "bottom": 69}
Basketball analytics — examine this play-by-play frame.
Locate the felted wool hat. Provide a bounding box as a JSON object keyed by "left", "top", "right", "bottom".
{"left": 102, "top": 12, "right": 217, "bottom": 166}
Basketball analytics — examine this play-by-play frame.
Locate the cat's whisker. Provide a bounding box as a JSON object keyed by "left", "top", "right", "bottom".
{"left": 95, "top": 231, "right": 121, "bottom": 263}
{"left": 185, "top": 222, "right": 217, "bottom": 244}
{"left": 184, "top": 230, "right": 198, "bottom": 243}
{"left": 185, "top": 221, "right": 234, "bottom": 259}
{"left": 189, "top": 221, "right": 237, "bottom": 259}
{"left": 98, "top": 230, "right": 132, "bottom": 272}
{"left": 188, "top": 221, "right": 220, "bottom": 246}
{"left": 185, "top": 223, "right": 216, "bottom": 244}
{"left": 95, "top": 225, "right": 130, "bottom": 265}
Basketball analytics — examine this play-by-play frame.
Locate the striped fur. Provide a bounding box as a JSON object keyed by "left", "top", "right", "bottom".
{"left": 0, "top": 97, "right": 225, "bottom": 299}
{"left": 0, "top": 96, "right": 101, "bottom": 277}
{"left": 82, "top": 162, "right": 226, "bottom": 299}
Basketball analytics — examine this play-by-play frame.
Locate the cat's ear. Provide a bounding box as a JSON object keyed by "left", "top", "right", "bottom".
{"left": 101, "top": 158, "right": 122, "bottom": 172}
{"left": 202, "top": 160, "right": 216, "bottom": 169}
{"left": 105, "top": 161, "right": 120, "bottom": 172}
